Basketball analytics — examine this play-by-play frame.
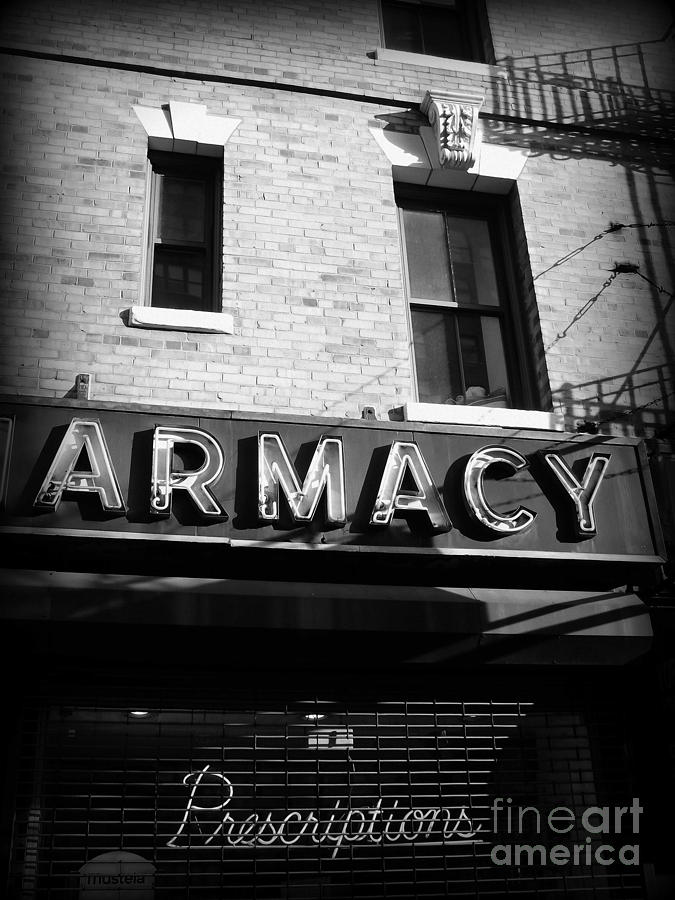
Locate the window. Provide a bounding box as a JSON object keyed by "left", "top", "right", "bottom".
{"left": 381, "top": 0, "right": 484, "bottom": 62}
{"left": 398, "top": 191, "right": 527, "bottom": 409}
{"left": 145, "top": 152, "right": 221, "bottom": 311}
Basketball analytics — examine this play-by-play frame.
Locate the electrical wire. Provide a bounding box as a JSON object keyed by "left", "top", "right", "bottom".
{"left": 545, "top": 271, "right": 618, "bottom": 350}
{"left": 545, "top": 266, "right": 674, "bottom": 352}
{"left": 534, "top": 220, "right": 675, "bottom": 281}
{"left": 597, "top": 383, "right": 675, "bottom": 426}
{"left": 633, "top": 270, "right": 675, "bottom": 299}
{"left": 543, "top": 257, "right": 675, "bottom": 425}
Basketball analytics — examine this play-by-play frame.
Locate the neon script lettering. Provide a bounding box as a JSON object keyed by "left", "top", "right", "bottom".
{"left": 167, "top": 767, "right": 481, "bottom": 859}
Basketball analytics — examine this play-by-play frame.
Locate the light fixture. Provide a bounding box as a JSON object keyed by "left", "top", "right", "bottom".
{"left": 128, "top": 710, "right": 152, "bottom": 719}
{"left": 304, "top": 713, "right": 326, "bottom": 721}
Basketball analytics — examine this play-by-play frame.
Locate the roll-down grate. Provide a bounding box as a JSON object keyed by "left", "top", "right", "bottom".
{"left": 8, "top": 692, "right": 644, "bottom": 898}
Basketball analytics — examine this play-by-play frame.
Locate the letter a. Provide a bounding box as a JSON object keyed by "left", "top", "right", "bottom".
{"left": 34, "top": 418, "right": 125, "bottom": 512}
{"left": 370, "top": 441, "right": 451, "bottom": 533}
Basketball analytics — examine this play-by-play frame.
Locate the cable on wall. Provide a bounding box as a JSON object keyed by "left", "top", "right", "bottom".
{"left": 534, "top": 221, "right": 675, "bottom": 281}
{"left": 545, "top": 271, "right": 618, "bottom": 350}
{"left": 546, "top": 264, "right": 674, "bottom": 352}
{"left": 598, "top": 383, "right": 675, "bottom": 427}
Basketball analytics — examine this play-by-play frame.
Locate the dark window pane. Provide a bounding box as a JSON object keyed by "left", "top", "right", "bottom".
{"left": 382, "top": 2, "right": 422, "bottom": 53}
{"left": 403, "top": 209, "right": 453, "bottom": 301}
{"left": 412, "top": 308, "right": 511, "bottom": 406}
{"left": 382, "top": 1, "right": 473, "bottom": 61}
{"left": 456, "top": 312, "right": 510, "bottom": 405}
{"left": 411, "top": 306, "right": 462, "bottom": 403}
{"left": 147, "top": 153, "right": 220, "bottom": 312}
{"left": 446, "top": 217, "right": 499, "bottom": 307}
{"left": 479, "top": 316, "right": 510, "bottom": 403}
{"left": 420, "top": 6, "right": 468, "bottom": 60}
{"left": 157, "top": 175, "right": 207, "bottom": 244}
{"left": 457, "top": 313, "right": 488, "bottom": 394}
{"left": 402, "top": 197, "right": 514, "bottom": 408}
{"left": 151, "top": 247, "right": 209, "bottom": 311}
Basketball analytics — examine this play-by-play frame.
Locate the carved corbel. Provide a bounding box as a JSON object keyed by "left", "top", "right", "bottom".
{"left": 421, "top": 90, "right": 484, "bottom": 170}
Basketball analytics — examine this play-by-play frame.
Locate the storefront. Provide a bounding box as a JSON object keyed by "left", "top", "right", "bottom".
{"left": 0, "top": 396, "right": 664, "bottom": 898}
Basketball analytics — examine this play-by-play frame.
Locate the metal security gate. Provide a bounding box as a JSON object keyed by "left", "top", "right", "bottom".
{"left": 7, "top": 687, "right": 645, "bottom": 899}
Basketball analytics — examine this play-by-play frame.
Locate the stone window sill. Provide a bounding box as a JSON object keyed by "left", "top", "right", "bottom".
{"left": 126, "top": 306, "right": 234, "bottom": 334}
{"left": 401, "top": 401, "right": 565, "bottom": 431}
{"left": 372, "top": 48, "right": 507, "bottom": 80}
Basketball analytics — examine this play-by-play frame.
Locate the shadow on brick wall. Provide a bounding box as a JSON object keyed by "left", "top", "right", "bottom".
{"left": 486, "top": 29, "right": 675, "bottom": 443}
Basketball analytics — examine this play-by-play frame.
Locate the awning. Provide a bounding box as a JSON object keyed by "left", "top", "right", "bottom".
{"left": 0, "top": 570, "right": 652, "bottom": 666}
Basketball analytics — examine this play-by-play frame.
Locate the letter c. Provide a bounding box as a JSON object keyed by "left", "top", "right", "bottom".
{"left": 464, "top": 447, "right": 536, "bottom": 533}
{"left": 596, "top": 844, "right": 614, "bottom": 865}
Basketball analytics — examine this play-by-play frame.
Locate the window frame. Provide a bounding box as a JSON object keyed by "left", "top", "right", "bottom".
{"left": 379, "top": 0, "right": 492, "bottom": 64}
{"left": 396, "top": 186, "right": 536, "bottom": 410}
{"left": 143, "top": 151, "right": 222, "bottom": 313}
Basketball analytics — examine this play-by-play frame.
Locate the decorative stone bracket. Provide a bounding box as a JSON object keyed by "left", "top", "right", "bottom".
{"left": 420, "top": 90, "right": 484, "bottom": 170}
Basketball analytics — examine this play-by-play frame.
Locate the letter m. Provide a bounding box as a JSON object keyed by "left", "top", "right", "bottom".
{"left": 514, "top": 844, "right": 547, "bottom": 866}
{"left": 258, "top": 432, "right": 346, "bottom": 525}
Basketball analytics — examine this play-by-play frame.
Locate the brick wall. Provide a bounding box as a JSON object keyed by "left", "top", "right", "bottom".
{"left": 0, "top": 53, "right": 410, "bottom": 417}
{"left": 0, "top": 0, "right": 673, "bottom": 435}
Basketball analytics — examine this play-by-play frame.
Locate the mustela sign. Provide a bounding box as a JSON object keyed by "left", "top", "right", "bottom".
{"left": 32, "top": 417, "right": 610, "bottom": 539}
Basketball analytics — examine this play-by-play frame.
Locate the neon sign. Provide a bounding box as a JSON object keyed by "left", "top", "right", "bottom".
{"left": 28, "top": 418, "right": 615, "bottom": 541}
{"left": 463, "top": 446, "right": 536, "bottom": 533}
{"left": 370, "top": 441, "right": 451, "bottom": 532}
{"left": 543, "top": 452, "right": 611, "bottom": 536}
{"left": 34, "top": 419, "right": 125, "bottom": 513}
{"left": 258, "top": 432, "right": 346, "bottom": 525}
{"left": 167, "top": 766, "right": 481, "bottom": 858}
{"left": 150, "top": 426, "right": 227, "bottom": 518}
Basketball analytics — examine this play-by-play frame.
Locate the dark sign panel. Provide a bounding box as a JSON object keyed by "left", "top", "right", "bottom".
{"left": 0, "top": 399, "right": 664, "bottom": 564}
